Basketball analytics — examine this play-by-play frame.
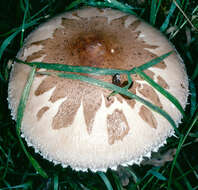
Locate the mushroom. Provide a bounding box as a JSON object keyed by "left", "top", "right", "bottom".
{"left": 8, "top": 7, "right": 188, "bottom": 172}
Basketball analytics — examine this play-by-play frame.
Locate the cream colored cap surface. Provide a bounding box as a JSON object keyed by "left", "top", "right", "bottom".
{"left": 8, "top": 7, "right": 188, "bottom": 172}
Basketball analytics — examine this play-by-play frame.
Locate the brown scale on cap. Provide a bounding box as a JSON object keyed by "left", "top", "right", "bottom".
{"left": 26, "top": 50, "right": 45, "bottom": 62}
{"left": 107, "top": 109, "right": 129, "bottom": 145}
{"left": 157, "top": 76, "right": 169, "bottom": 89}
{"left": 139, "top": 105, "right": 157, "bottom": 129}
{"left": 138, "top": 84, "right": 163, "bottom": 108}
{"left": 29, "top": 12, "right": 168, "bottom": 137}
{"left": 36, "top": 106, "right": 49, "bottom": 120}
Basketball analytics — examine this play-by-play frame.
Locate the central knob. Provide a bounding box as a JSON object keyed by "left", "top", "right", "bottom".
{"left": 74, "top": 34, "right": 110, "bottom": 66}
{"left": 85, "top": 41, "right": 105, "bottom": 57}
{"left": 69, "top": 32, "right": 121, "bottom": 68}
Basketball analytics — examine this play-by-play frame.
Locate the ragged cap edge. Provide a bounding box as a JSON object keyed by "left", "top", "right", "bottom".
{"left": 20, "top": 128, "right": 174, "bottom": 172}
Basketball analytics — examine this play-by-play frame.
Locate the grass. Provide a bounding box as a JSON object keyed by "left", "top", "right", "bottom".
{"left": 0, "top": 0, "right": 198, "bottom": 189}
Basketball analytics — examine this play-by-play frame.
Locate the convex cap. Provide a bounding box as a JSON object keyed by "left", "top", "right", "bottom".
{"left": 8, "top": 7, "right": 189, "bottom": 172}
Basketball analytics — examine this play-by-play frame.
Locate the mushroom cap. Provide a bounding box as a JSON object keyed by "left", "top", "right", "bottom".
{"left": 8, "top": 7, "right": 189, "bottom": 172}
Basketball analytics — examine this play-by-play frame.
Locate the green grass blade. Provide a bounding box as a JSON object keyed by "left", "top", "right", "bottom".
{"left": 15, "top": 58, "right": 127, "bottom": 75}
{"left": 111, "top": 172, "right": 122, "bottom": 190}
{"left": 19, "top": 0, "right": 25, "bottom": 12}
{"left": 141, "top": 175, "right": 155, "bottom": 190}
{"left": 168, "top": 134, "right": 184, "bottom": 190}
{"left": 160, "top": 2, "right": 176, "bottom": 32}
{"left": 150, "top": 0, "right": 157, "bottom": 25}
{"left": 98, "top": 172, "right": 113, "bottom": 190}
{"left": 192, "top": 63, "right": 198, "bottom": 80}
{"left": 172, "top": 180, "right": 186, "bottom": 190}
{"left": 37, "top": 71, "right": 178, "bottom": 133}
{"left": 131, "top": 51, "right": 173, "bottom": 72}
{"left": 30, "top": 4, "right": 49, "bottom": 20}
{"left": 104, "top": 0, "right": 136, "bottom": 14}
{"left": 0, "top": 73, "right": 5, "bottom": 81}
{"left": 0, "top": 144, "right": 7, "bottom": 158}
{"left": 16, "top": 66, "right": 48, "bottom": 178}
{"left": 0, "top": 181, "right": 32, "bottom": 190}
{"left": 175, "top": 162, "right": 193, "bottom": 190}
{"left": 174, "top": 0, "right": 198, "bottom": 31}
{"left": 20, "top": 0, "right": 29, "bottom": 47}
{"left": 65, "top": 0, "right": 85, "bottom": 11}
{"left": 148, "top": 169, "right": 167, "bottom": 181}
{"left": 0, "top": 19, "right": 39, "bottom": 61}
{"left": 2, "top": 149, "right": 11, "bottom": 180}
{"left": 133, "top": 67, "right": 185, "bottom": 117}
{"left": 0, "top": 32, "right": 19, "bottom": 61}
{"left": 124, "top": 167, "right": 140, "bottom": 185}
{"left": 168, "top": 111, "right": 198, "bottom": 189}
{"left": 150, "top": 0, "right": 162, "bottom": 25}
{"left": 189, "top": 80, "right": 197, "bottom": 117}
{"left": 0, "top": 28, "right": 19, "bottom": 37}
{"left": 79, "top": 183, "right": 91, "bottom": 190}
{"left": 16, "top": 66, "right": 36, "bottom": 136}
{"left": 176, "top": 164, "right": 198, "bottom": 181}
{"left": 87, "top": 0, "right": 137, "bottom": 15}
{"left": 150, "top": 168, "right": 167, "bottom": 189}
{"left": 15, "top": 51, "right": 172, "bottom": 76}
{"left": 141, "top": 167, "right": 166, "bottom": 189}
{"left": 54, "top": 174, "right": 59, "bottom": 190}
